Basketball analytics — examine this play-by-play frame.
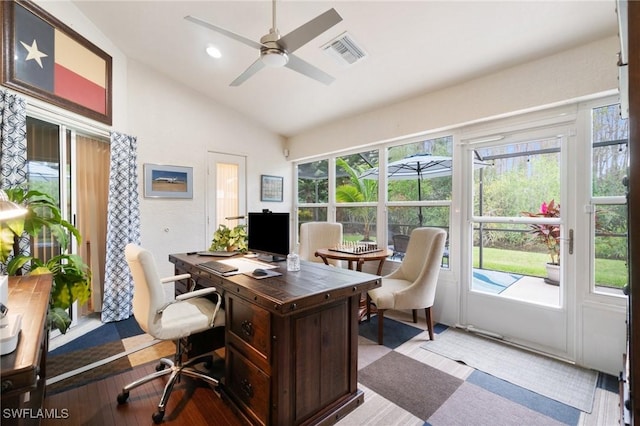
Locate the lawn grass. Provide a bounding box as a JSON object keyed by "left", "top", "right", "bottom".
{"left": 473, "top": 247, "right": 627, "bottom": 288}
{"left": 346, "top": 234, "right": 627, "bottom": 289}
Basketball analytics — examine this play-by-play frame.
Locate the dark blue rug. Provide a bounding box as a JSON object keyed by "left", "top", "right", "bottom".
{"left": 358, "top": 315, "right": 447, "bottom": 349}
{"left": 49, "top": 316, "right": 143, "bottom": 356}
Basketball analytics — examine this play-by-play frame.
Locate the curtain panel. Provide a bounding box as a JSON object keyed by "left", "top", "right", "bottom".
{"left": 0, "top": 89, "right": 29, "bottom": 275}
{"left": 101, "top": 131, "right": 141, "bottom": 322}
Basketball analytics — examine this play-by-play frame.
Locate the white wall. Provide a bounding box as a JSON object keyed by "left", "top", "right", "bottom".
{"left": 287, "top": 36, "right": 619, "bottom": 160}
{"left": 127, "top": 60, "right": 289, "bottom": 276}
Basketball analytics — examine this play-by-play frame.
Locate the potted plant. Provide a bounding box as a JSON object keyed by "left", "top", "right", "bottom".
{"left": 522, "top": 200, "right": 560, "bottom": 284}
{"left": 0, "top": 187, "right": 91, "bottom": 333}
{"left": 210, "top": 224, "right": 248, "bottom": 252}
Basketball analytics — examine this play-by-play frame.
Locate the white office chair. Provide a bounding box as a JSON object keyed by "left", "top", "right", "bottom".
{"left": 367, "top": 227, "right": 446, "bottom": 345}
{"left": 299, "top": 221, "right": 343, "bottom": 266}
{"left": 117, "top": 244, "right": 225, "bottom": 424}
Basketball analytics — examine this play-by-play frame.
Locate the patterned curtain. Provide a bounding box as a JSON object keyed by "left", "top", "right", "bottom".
{"left": 0, "top": 89, "right": 27, "bottom": 188}
{"left": 0, "top": 89, "right": 28, "bottom": 275}
{"left": 101, "top": 131, "right": 140, "bottom": 322}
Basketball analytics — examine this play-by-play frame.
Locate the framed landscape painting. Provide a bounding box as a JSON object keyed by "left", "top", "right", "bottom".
{"left": 144, "top": 164, "right": 193, "bottom": 199}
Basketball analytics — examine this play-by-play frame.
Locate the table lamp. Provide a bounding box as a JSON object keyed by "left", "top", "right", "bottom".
{"left": 0, "top": 189, "right": 28, "bottom": 355}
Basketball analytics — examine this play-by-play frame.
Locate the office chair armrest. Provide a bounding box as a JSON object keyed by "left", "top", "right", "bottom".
{"left": 160, "top": 273, "right": 191, "bottom": 284}
{"left": 177, "top": 288, "right": 223, "bottom": 328}
{"left": 175, "top": 287, "right": 219, "bottom": 301}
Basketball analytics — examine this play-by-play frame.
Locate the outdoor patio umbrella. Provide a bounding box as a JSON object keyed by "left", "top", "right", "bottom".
{"left": 359, "top": 153, "right": 489, "bottom": 225}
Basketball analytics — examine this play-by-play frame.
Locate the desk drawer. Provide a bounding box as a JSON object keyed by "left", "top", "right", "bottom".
{"left": 228, "top": 296, "right": 271, "bottom": 359}
{"left": 227, "top": 346, "right": 270, "bottom": 426}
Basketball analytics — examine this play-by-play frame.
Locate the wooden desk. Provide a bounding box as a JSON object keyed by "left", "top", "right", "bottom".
{"left": 169, "top": 253, "right": 381, "bottom": 426}
{"left": 1, "top": 275, "right": 52, "bottom": 426}
{"left": 314, "top": 248, "right": 392, "bottom": 275}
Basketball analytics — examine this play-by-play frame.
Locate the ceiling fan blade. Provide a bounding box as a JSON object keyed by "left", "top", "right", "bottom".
{"left": 230, "top": 58, "right": 266, "bottom": 86}
{"left": 184, "top": 15, "right": 264, "bottom": 50}
{"left": 285, "top": 54, "right": 335, "bottom": 85}
{"left": 278, "top": 8, "right": 342, "bottom": 53}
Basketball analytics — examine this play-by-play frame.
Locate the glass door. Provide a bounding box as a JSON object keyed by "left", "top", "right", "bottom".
{"left": 461, "top": 125, "right": 574, "bottom": 358}
{"left": 206, "top": 152, "right": 246, "bottom": 244}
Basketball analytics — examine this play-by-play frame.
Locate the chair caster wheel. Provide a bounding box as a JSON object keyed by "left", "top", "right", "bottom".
{"left": 155, "top": 363, "right": 166, "bottom": 372}
{"left": 117, "top": 391, "right": 129, "bottom": 404}
{"left": 152, "top": 410, "right": 165, "bottom": 424}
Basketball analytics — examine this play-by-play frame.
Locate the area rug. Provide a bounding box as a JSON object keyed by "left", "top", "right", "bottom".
{"left": 420, "top": 328, "right": 598, "bottom": 413}
{"left": 46, "top": 316, "right": 163, "bottom": 395}
{"left": 358, "top": 351, "right": 463, "bottom": 420}
{"left": 472, "top": 268, "right": 522, "bottom": 294}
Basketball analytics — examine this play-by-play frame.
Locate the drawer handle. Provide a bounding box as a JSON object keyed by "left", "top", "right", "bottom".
{"left": 240, "top": 379, "right": 254, "bottom": 398}
{"left": 1, "top": 380, "right": 13, "bottom": 392}
{"left": 241, "top": 320, "right": 254, "bottom": 337}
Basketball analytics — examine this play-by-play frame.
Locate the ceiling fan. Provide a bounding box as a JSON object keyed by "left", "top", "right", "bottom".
{"left": 185, "top": 0, "right": 342, "bottom": 86}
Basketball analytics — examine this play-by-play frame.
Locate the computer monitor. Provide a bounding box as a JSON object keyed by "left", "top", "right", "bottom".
{"left": 247, "top": 211, "right": 290, "bottom": 261}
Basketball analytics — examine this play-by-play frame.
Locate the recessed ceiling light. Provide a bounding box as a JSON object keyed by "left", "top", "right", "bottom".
{"left": 206, "top": 45, "right": 221, "bottom": 59}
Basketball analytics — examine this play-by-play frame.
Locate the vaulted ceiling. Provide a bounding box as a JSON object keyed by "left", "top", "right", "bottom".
{"left": 72, "top": 1, "right": 619, "bottom": 137}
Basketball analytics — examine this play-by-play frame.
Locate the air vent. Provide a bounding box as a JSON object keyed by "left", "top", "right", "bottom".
{"left": 322, "top": 32, "right": 367, "bottom": 66}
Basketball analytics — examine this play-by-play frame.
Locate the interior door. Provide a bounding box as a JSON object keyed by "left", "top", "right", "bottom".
{"left": 206, "top": 152, "right": 247, "bottom": 244}
{"left": 460, "top": 124, "right": 575, "bottom": 360}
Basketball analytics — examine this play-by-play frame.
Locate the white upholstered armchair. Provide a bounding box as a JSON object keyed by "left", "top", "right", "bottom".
{"left": 117, "top": 244, "right": 226, "bottom": 423}
{"left": 366, "top": 227, "right": 447, "bottom": 345}
{"left": 299, "top": 221, "right": 343, "bottom": 266}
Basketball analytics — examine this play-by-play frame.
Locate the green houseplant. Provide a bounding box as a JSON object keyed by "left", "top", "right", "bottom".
{"left": 0, "top": 187, "right": 91, "bottom": 333}
{"left": 210, "top": 224, "right": 248, "bottom": 252}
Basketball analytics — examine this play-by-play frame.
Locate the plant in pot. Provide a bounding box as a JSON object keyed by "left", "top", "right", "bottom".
{"left": 0, "top": 187, "right": 91, "bottom": 333}
{"left": 522, "top": 200, "right": 560, "bottom": 284}
{"left": 210, "top": 224, "right": 248, "bottom": 252}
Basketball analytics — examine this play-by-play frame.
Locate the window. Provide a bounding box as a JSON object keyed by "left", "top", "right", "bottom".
{"left": 591, "top": 104, "right": 628, "bottom": 294}
{"left": 297, "top": 159, "right": 329, "bottom": 228}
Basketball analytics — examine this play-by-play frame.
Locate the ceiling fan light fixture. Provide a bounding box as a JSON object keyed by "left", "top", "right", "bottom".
{"left": 261, "top": 48, "right": 288, "bottom": 67}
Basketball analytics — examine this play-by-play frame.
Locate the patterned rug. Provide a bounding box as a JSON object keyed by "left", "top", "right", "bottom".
{"left": 420, "top": 327, "right": 598, "bottom": 413}
{"left": 46, "top": 317, "right": 171, "bottom": 395}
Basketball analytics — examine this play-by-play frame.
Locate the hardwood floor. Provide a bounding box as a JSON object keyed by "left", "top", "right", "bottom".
{"left": 42, "top": 362, "right": 243, "bottom": 426}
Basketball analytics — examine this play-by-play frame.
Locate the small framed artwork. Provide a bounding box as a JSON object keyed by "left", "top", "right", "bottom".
{"left": 1, "top": 0, "right": 113, "bottom": 124}
{"left": 261, "top": 175, "right": 283, "bottom": 202}
{"left": 144, "top": 164, "right": 193, "bottom": 199}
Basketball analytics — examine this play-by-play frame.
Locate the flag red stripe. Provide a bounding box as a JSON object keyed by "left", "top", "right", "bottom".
{"left": 54, "top": 64, "right": 106, "bottom": 114}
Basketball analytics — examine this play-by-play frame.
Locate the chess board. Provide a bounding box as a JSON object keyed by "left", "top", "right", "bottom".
{"left": 328, "top": 245, "right": 383, "bottom": 255}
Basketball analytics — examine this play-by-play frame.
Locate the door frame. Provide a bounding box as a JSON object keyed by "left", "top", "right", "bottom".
{"left": 458, "top": 117, "right": 577, "bottom": 361}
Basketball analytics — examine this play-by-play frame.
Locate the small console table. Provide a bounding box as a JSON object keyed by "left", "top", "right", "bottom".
{"left": 1, "top": 275, "right": 52, "bottom": 426}
{"left": 169, "top": 253, "right": 381, "bottom": 426}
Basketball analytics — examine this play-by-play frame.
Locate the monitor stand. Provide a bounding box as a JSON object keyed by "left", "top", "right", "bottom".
{"left": 256, "top": 254, "right": 286, "bottom": 263}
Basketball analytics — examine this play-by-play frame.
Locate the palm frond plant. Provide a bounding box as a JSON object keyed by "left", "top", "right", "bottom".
{"left": 0, "top": 187, "right": 91, "bottom": 333}
{"left": 335, "top": 158, "right": 378, "bottom": 241}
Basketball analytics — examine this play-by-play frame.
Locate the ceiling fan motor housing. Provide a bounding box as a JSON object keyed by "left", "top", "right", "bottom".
{"left": 260, "top": 31, "right": 289, "bottom": 67}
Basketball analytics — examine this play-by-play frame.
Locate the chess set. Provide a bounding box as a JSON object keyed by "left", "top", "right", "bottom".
{"left": 328, "top": 242, "right": 383, "bottom": 255}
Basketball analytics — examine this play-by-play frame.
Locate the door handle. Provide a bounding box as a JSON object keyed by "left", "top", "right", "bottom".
{"left": 569, "top": 229, "right": 574, "bottom": 255}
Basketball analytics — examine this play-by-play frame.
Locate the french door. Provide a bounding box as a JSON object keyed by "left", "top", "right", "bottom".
{"left": 206, "top": 152, "right": 247, "bottom": 244}
{"left": 460, "top": 124, "right": 575, "bottom": 359}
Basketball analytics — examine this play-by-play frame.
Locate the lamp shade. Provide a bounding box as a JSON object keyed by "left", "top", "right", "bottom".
{"left": 0, "top": 190, "right": 27, "bottom": 221}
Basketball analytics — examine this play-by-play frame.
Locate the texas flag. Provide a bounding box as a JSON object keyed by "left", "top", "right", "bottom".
{"left": 14, "top": 3, "right": 107, "bottom": 115}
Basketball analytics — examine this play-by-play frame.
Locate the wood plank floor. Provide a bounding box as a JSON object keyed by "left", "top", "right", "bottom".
{"left": 42, "top": 362, "right": 244, "bottom": 426}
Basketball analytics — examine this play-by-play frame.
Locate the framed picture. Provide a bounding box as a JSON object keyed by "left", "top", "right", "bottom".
{"left": 1, "top": 0, "right": 113, "bottom": 124}
{"left": 144, "top": 164, "right": 193, "bottom": 199}
{"left": 261, "top": 175, "right": 283, "bottom": 202}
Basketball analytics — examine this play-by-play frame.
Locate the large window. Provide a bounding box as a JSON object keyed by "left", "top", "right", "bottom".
{"left": 335, "top": 150, "right": 378, "bottom": 242}
{"left": 591, "top": 104, "right": 628, "bottom": 294}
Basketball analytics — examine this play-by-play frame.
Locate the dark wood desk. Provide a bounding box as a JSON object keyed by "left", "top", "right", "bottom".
{"left": 169, "top": 253, "right": 381, "bottom": 426}
{"left": 1, "top": 275, "right": 52, "bottom": 426}
{"left": 314, "top": 248, "right": 392, "bottom": 275}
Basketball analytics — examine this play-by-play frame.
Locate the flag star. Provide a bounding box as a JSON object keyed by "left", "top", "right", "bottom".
{"left": 19, "top": 39, "right": 48, "bottom": 68}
